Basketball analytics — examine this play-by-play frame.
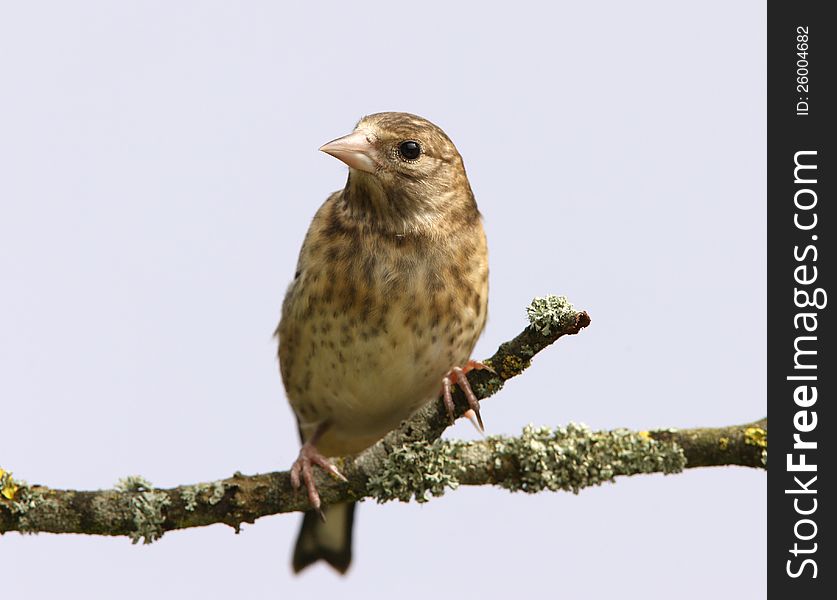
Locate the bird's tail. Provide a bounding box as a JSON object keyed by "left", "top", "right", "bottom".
{"left": 292, "top": 502, "right": 355, "bottom": 574}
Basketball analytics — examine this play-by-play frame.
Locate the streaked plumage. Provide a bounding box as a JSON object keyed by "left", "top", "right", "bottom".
{"left": 277, "top": 112, "right": 488, "bottom": 573}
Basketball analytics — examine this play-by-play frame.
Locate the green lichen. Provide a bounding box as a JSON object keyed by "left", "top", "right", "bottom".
{"left": 181, "top": 487, "right": 198, "bottom": 511}
{"left": 128, "top": 491, "right": 170, "bottom": 544}
{"left": 526, "top": 295, "right": 576, "bottom": 336}
{"left": 181, "top": 482, "right": 226, "bottom": 511}
{"left": 0, "top": 472, "right": 59, "bottom": 534}
{"left": 493, "top": 423, "right": 686, "bottom": 494}
{"left": 208, "top": 482, "right": 225, "bottom": 505}
{"left": 10, "top": 487, "right": 38, "bottom": 515}
{"left": 518, "top": 343, "right": 535, "bottom": 359}
{"left": 469, "top": 360, "right": 505, "bottom": 397}
{"left": 368, "top": 423, "right": 687, "bottom": 503}
{"left": 115, "top": 475, "right": 154, "bottom": 493}
{"left": 367, "top": 440, "right": 466, "bottom": 503}
{"left": 719, "top": 437, "right": 729, "bottom": 451}
{"left": 114, "top": 476, "right": 170, "bottom": 544}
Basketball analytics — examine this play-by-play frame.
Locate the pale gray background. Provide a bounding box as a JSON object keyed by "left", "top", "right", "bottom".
{"left": 0, "top": 1, "right": 766, "bottom": 598}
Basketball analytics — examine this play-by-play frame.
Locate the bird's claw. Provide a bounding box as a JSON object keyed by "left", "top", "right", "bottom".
{"left": 290, "top": 443, "right": 347, "bottom": 513}
{"left": 441, "top": 360, "right": 488, "bottom": 432}
{"left": 463, "top": 409, "right": 483, "bottom": 433}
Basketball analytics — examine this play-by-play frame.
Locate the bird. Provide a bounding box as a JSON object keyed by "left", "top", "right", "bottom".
{"left": 276, "top": 112, "right": 489, "bottom": 574}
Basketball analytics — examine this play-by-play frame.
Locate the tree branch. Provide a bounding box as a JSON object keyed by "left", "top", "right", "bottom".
{"left": 0, "top": 296, "right": 766, "bottom": 544}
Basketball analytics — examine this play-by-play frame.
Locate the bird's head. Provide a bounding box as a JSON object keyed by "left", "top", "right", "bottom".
{"left": 319, "top": 112, "right": 476, "bottom": 232}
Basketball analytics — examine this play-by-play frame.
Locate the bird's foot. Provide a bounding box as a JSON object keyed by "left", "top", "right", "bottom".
{"left": 290, "top": 442, "right": 347, "bottom": 516}
{"left": 441, "top": 360, "right": 492, "bottom": 431}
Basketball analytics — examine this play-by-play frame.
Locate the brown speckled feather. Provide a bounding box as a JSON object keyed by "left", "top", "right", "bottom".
{"left": 278, "top": 113, "right": 487, "bottom": 456}
{"left": 277, "top": 112, "right": 488, "bottom": 573}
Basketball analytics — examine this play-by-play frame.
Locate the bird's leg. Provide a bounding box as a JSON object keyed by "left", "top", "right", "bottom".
{"left": 290, "top": 423, "right": 347, "bottom": 517}
{"left": 441, "top": 360, "right": 492, "bottom": 431}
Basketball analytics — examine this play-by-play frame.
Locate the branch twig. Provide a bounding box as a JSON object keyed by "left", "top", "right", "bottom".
{"left": 0, "top": 296, "right": 766, "bottom": 544}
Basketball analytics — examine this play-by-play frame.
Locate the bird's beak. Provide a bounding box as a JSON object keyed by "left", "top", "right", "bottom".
{"left": 319, "top": 130, "right": 379, "bottom": 174}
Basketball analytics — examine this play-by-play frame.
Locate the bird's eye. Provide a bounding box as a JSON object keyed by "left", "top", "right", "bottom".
{"left": 398, "top": 140, "right": 421, "bottom": 160}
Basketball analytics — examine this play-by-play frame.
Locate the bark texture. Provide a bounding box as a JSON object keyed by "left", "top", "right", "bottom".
{"left": 0, "top": 296, "right": 767, "bottom": 544}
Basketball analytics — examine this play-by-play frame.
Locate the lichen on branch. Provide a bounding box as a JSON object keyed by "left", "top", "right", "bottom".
{"left": 366, "top": 423, "right": 688, "bottom": 503}
{"left": 0, "top": 295, "right": 766, "bottom": 544}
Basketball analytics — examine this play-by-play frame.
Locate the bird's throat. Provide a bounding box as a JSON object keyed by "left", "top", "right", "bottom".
{"left": 341, "top": 170, "right": 437, "bottom": 235}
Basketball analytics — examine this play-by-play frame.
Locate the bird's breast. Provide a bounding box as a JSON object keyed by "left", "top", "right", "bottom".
{"left": 279, "top": 210, "right": 488, "bottom": 456}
